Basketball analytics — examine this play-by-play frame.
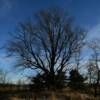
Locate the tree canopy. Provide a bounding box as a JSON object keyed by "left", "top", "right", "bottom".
{"left": 6, "top": 8, "right": 86, "bottom": 90}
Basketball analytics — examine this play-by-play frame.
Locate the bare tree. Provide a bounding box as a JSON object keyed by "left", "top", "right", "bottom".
{"left": 0, "top": 69, "right": 8, "bottom": 84}
{"left": 88, "top": 39, "right": 100, "bottom": 97}
{"left": 5, "top": 8, "right": 86, "bottom": 90}
{"left": 87, "top": 61, "right": 95, "bottom": 84}
{"left": 73, "top": 49, "right": 83, "bottom": 71}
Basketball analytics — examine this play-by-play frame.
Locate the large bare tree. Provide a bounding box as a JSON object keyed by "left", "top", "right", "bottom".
{"left": 6, "top": 8, "right": 86, "bottom": 90}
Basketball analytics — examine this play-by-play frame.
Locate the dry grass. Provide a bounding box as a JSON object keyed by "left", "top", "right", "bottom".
{"left": 9, "top": 93, "right": 100, "bottom": 100}
{"left": 64, "top": 92, "right": 100, "bottom": 100}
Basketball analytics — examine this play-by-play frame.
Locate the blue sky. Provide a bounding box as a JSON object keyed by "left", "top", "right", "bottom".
{"left": 0, "top": 0, "right": 100, "bottom": 83}
{"left": 0, "top": 0, "right": 100, "bottom": 45}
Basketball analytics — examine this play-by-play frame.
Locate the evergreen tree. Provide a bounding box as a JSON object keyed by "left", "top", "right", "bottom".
{"left": 69, "top": 69, "right": 86, "bottom": 90}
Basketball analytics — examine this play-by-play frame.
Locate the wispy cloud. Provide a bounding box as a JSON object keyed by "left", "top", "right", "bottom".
{"left": 0, "top": 53, "right": 13, "bottom": 62}
{"left": 87, "top": 23, "right": 100, "bottom": 40}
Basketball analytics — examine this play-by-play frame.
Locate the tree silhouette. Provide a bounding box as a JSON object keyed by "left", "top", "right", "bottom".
{"left": 6, "top": 7, "right": 86, "bottom": 91}
{"left": 31, "top": 70, "right": 66, "bottom": 91}
{"left": 0, "top": 69, "right": 9, "bottom": 84}
{"left": 68, "top": 69, "right": 86, "bottom": 90}
{"left": 88, "top": 39, "right": 100, "bottom": 97}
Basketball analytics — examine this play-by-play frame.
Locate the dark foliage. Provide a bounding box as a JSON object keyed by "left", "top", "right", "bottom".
{"left": 31, "top": 71, "right": 67, "bottom": 91}
{"left": 69, "top": 69, "right": 86, "bottom": 90}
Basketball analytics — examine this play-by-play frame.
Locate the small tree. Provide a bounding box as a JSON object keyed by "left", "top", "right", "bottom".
{"left": 69, "top": 69, "right": 86, "bottom": 90}
{"left": 88, "top": 39, "right": 100, "bottom": 97}
{"left": 87, "top": 60, "right": 97, "bottom": 85}
{"left": 0, "top": 69, "right": 8, "bottom": 84}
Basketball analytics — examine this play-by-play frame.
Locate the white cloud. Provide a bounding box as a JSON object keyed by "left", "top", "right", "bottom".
{"left": 87, "top": 23, "right": 100, "bottom": 40}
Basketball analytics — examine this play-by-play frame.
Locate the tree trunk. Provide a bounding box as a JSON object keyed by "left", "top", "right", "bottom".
{"left": 51, "top": 91, "right": 56, "bottom": 100}
{"left": 94, "top": 85, "right": 97, "bottom": 97}
{"left": 94, "top": 70, "right": 100, "bottom": 97}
